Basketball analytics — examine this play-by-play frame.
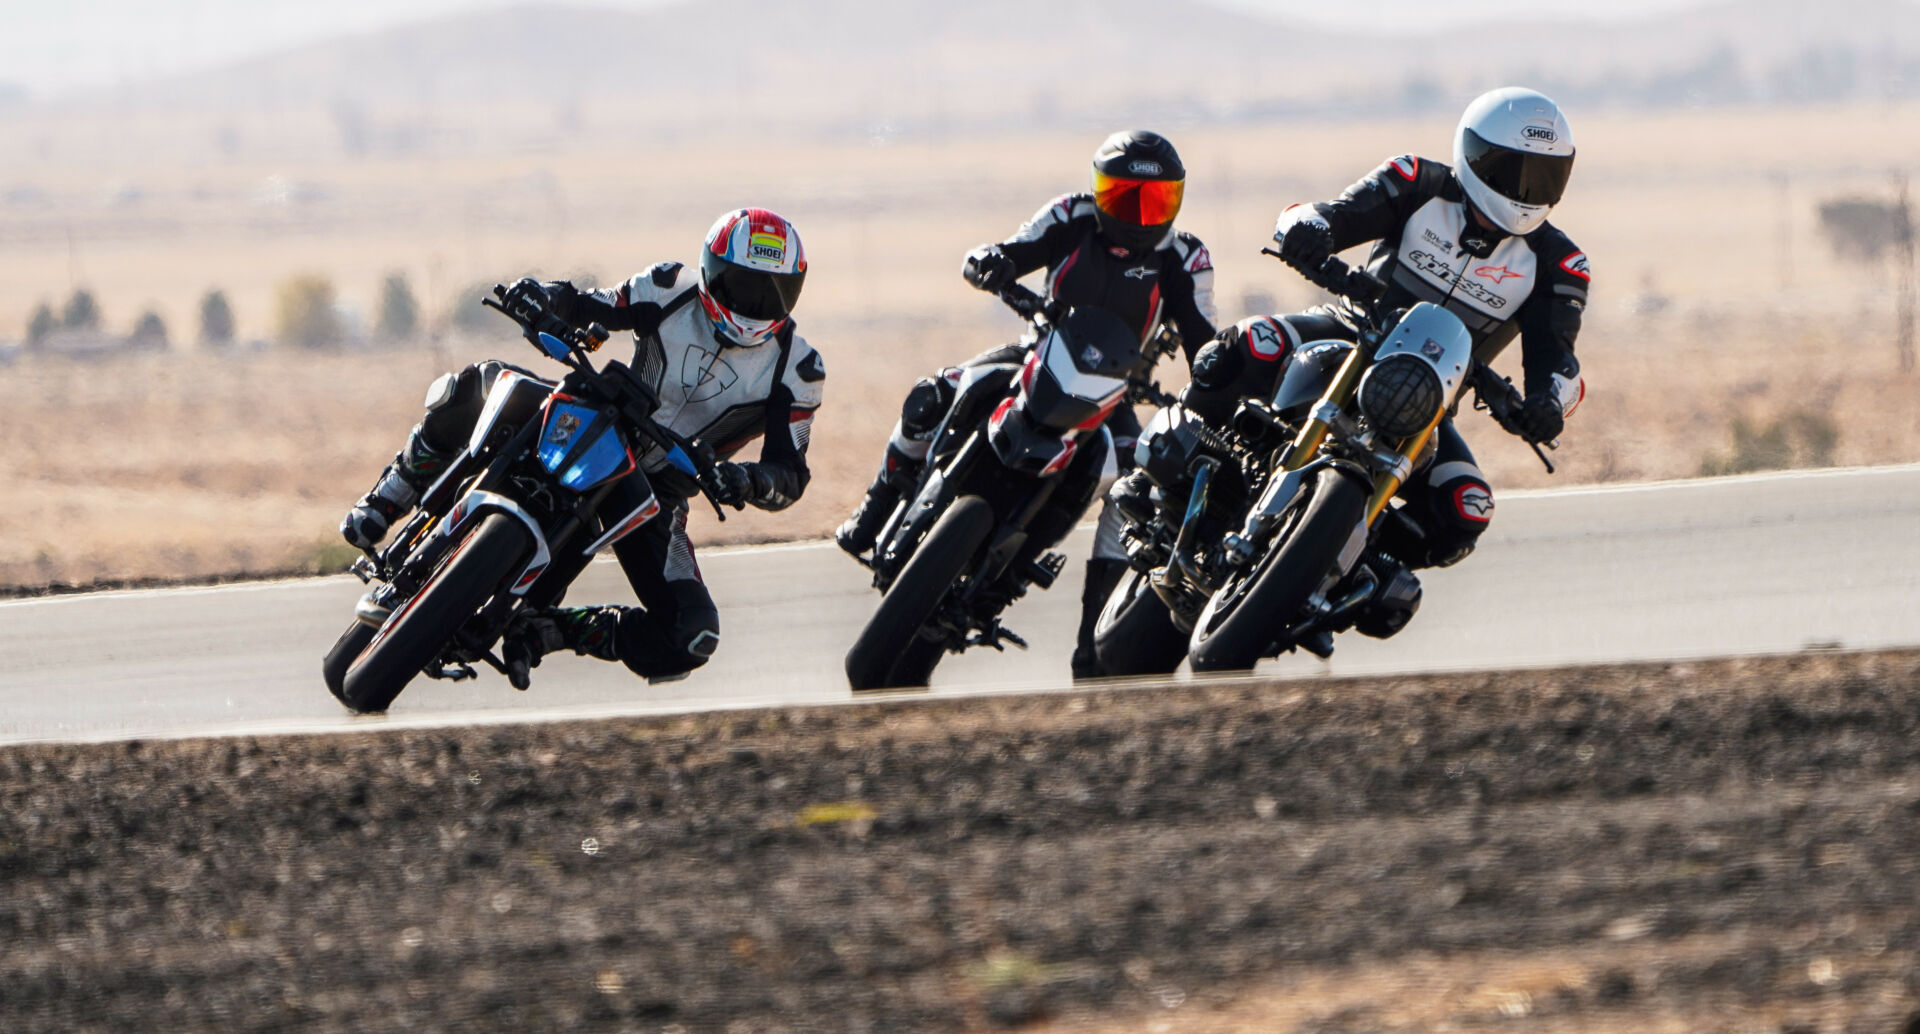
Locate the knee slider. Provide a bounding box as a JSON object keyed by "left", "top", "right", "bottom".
{"left": 1188, "top": 338, "right": 1244, "bottom": 392}
{"left": 422, "top": 372, "right": 459, "bottom": 411}
{"left": 900, "top": 376, "right": 954, "bottom": 437}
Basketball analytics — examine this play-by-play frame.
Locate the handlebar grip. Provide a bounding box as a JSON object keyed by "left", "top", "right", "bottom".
{"left": 1262, "top": 248, "right": 1385, "bottom": 305}
{"left": 999, "top": 284, "right": 1044, "bottom": 320}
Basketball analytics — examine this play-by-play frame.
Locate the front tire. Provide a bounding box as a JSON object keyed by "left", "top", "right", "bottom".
{"left": 845, "top": 495, "right": 995, "bottom": 691}
{"left": 1091, "top": 567, "right": 1189, "bottom": 676}
{"left": 339, "top": 513, "right": 534, "bottom": 713}
{"left": 322, "top": 622, "right": 377, "bottom": 707}
{"left": 1188, "top": 468, "right": 1368, "bottom": 673}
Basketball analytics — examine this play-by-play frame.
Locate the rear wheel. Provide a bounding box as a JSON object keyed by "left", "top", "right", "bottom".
{"left": 339, "top": 513, "right": 534, "bottom": 713}
{"left": 1091, "top": 567, "right": 1189, "bottom": 676}
{"left": 845, "top": 495, "right": 995, "bottom": 691}
{"left": 1188, "top": 468, "right": 1368, "bottom": 673}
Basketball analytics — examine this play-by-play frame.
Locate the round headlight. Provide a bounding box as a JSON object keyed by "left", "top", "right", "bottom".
{"left": 1358, "top": 354, "right": 1444, "bottom": 440}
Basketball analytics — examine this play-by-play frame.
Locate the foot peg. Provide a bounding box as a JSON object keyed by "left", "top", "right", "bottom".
{"left": 1027, "top": 552, "right": 1067, "bottom": 590}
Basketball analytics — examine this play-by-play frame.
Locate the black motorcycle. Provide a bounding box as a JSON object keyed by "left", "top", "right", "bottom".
{"left": 844, "top": 285, "right": 1158, "bottom": 690}
{"left": 322, "top": 284, "right": 725, "bottom": 713}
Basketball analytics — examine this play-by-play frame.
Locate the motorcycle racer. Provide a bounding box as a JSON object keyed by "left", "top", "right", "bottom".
{"left": 835, "top": 129, "right": 1218, "bottom": 677}
{"left": 1159, "top": 87, "right": 1588, "bottom": 642}
{"left": 341, "top": 208, "right": 823, "bottom": 684}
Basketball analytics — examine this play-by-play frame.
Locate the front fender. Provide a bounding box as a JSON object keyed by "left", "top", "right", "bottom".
{"left": 441, "top": 490, "right": 554, "bottom": 596}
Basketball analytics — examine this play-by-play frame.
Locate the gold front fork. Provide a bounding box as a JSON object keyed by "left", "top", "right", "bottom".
{"left": 1277, "top": 347, "right": 1369, "bottom": 473}
{"left": 1364, "top": 422, "right": 1438, "bottom": 525}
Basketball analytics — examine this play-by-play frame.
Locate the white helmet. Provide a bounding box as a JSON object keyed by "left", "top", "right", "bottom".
{"left": 1452, "top": 87, "right": 1575, "bottom": 237}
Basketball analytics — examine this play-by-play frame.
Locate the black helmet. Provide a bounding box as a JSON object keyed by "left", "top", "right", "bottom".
{"left": 1090, "top": 130, "right": 1186, "bottom": 254}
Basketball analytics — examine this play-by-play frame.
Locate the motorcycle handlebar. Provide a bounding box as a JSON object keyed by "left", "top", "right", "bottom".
{"left": 998, "top": 282, "right": 1063, "bottom": 324}
{"left": 1260, "top": 248, "right": 1385, "bottom": 308}
{"left": 486, "top": 282, "right": 731, "bottom": 518}
{"left": 1468, "top": 362, "right": 1557, "bottom": 473}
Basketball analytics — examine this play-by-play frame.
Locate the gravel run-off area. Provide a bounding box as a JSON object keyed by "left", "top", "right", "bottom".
{"left": 5, "top": 650, "right": 1920, "bottom": 1033}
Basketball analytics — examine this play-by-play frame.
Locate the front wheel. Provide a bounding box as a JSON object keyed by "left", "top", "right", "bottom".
{"left": 1188, "top": 468, "right": 1368, "bottom": 673}
{"left": 1091, "top": 567, "right": 1189, "bottom": 676}
{"left": 845, "top": 495, "right": 995, "bottom": 691}
{"left": 338, "top": 512, "right": 534, "bottom": 713}
{"left": 322, "top": 621, "right": 377, "bottom": 708}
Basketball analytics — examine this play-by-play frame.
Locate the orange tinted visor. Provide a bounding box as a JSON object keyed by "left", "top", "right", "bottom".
{"left": 1093, "top": 172, "right": 1185, "bottom": 226}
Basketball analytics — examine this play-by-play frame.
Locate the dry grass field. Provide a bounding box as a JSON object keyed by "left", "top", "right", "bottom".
{"left": 3, "top": 103, "right": 1918, "bottom": 588}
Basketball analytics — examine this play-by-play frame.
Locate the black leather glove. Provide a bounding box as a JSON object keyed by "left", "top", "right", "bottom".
{"left": 540, "top": 280, "right": 581, "bottom": 323}
{"left": 1509, "top": 393, "right": 1565, "bottom": 444}
{"left": 707, "top": 462, "right": 758, "bottom": 510}
{"left": 962, "top": 245, "right": 1017, "bottom": 292}
{"left": 502, "top": 277, "right": 547, "bottom": 314}
{"left": 1274, "top": 214, "right": 1333, "bottom": 271}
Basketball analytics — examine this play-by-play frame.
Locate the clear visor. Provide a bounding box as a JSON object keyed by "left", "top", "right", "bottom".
{"left": 1462, "top": 128, "right": 1573, "bottom": 208}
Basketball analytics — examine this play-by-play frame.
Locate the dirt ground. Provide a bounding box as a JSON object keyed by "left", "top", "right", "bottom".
{"left": 4, "top": 650, "right": 1918, "bottom": 1033}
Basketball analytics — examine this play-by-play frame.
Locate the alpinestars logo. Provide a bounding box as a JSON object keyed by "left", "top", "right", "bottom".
{"left": 1124, "top": 266, "right": 1158, "bottom": 280}
{"left": 682, "top": 344, "right": 739, "bottom": 403}
{"left": 1560, "top": 251, "right": 1591, "bottom": 281}
{"left": 1474, "top": 264, "right": 1525, "bottom": 284}
{"left": 1408, "top": 251, "right": 1509, "bottom": 310}
{"left": 1455, "top": 484, "right": 1494, "bottom": 522}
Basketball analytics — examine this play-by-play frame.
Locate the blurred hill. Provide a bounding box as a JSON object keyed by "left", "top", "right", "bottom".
{"left": 46, "top": 0, "right": 1920, "bottom": 141}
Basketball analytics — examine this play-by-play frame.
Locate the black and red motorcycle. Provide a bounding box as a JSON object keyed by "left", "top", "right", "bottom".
{"left": 844, "top": 285, "right": 1153, "bottom": 690}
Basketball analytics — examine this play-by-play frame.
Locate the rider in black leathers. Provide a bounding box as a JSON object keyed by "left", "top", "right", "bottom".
{"left": 834, "top": 129, "right": 1218, "bottom": 677}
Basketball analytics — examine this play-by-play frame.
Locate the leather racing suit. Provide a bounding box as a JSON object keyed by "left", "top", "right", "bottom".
{"left": 370, "top": 261, "right": 824, "bottom": 680}
{"left": 844, "top": 191, "right": 1217, "bottom": 674}
{"left": 1182, "top": 154, "right": 1589, "bottom": 577}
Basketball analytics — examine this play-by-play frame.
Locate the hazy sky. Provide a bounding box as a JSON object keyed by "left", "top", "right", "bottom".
{"left": 1, "top": 0, "right": 1727, "bottom": 97}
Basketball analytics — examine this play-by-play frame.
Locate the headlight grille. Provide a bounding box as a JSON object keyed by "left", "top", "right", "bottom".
{"left": 1358, "top": 354, "right": 1444, "bottom": 439}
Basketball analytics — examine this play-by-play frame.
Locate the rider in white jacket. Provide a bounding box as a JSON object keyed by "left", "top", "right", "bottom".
{"left": 341, "top": 209, "right": 823, "bottom": 683}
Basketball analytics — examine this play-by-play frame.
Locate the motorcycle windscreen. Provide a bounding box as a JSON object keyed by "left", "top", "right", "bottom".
{"left": 1024, "top": 327, "right": 1129, "bottom": 434}
{"left": 537, "top": 398, "right": 636, "bottom": 491}
{"left": 1271, "top": 341, "right": 1354, "bottom": 422}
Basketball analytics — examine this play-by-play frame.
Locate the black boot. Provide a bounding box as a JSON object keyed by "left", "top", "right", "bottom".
{"left": 501, "top": 605, "right": 622, "bottom": 689}
{"left": 835, "top": 449, "right": 920, "bottom": 558}
{"left": 1071, "top": 557, "right": 1130, "bottom": 679}
{"left": 1108, "top": 470, "right": 1157, "bottom": 527}
{"left": 341, "top": 427, "right": 456, "bottom": 550}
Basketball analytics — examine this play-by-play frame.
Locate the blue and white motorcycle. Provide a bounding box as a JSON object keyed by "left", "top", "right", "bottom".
{"left": 322, "top": 284, "right": 724, "bottom": 713}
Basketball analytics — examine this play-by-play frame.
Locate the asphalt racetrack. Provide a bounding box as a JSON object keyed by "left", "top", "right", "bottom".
{"left": 3, "top": 464, "right": 1918, "bottom": 746}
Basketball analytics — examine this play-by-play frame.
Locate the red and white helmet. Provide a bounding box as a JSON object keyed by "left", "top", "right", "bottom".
{"left": 699, "top": 208, "right": 807, "bottom": 347}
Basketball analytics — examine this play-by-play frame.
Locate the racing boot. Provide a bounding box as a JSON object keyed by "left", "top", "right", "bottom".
{"left": 1107, "top": 470, "right": 1157, "bottom": 528}
{"left": 1071, "top": 557, "right": 1130, "bottom": 680}
{"left": 501, "top": 605, "right": 622, "bottom": 690}
{"left": 835, "top": 446, "right": 920, "bottom": 558}
{"left": 341, "top": 427, "right": 456, "bottom": 550}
